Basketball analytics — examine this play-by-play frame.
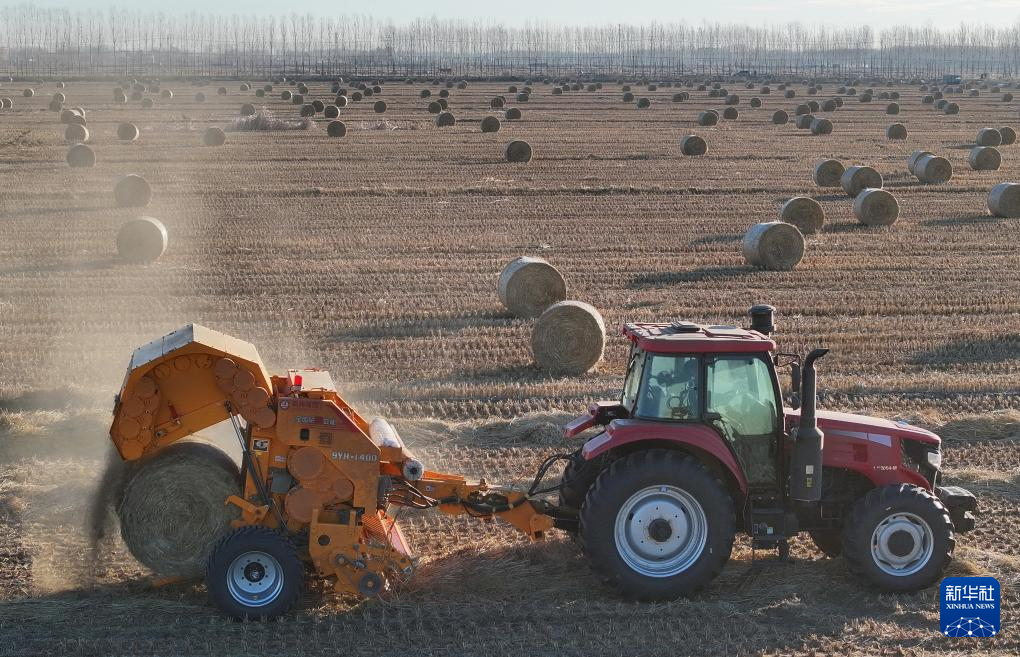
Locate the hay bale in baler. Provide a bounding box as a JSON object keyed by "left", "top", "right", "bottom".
{"left": 118, "top": 441, "right": 240, "bottom": 577}
{"left": 742, "top": 222, "right": 805, "bottom": 271}
{"left": 780, "top": 197, "right": 825, "bottom": 233}
{"left": 498, "top": 256, "right": 567, "bottom": 317}
{"left": 853, "top": 188, "right": 899, "bottom": 226}
{"left": 841, "top": 165, "right": 882, "bottom": 197}
{"left": 813, "top": 159, "right": 845, "bottom": 187}
{"left": 988, "top": 182, "right": 1020, "bottom": 217}
{"left": 531, "top": 301, "right": 605, "bottom": 376}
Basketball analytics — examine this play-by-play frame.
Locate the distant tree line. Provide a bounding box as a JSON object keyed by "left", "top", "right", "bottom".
{"left": 1, "top": 5, "right": 1019, "bottom": 80}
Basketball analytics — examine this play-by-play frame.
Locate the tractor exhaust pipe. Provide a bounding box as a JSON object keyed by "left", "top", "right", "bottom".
{"left": 790, "top": 348, "right": 829, "bottom": 503}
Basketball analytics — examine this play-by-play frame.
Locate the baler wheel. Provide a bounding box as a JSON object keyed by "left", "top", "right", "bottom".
{"left": 206, "top": 526, "right": 304, "bottom": 619}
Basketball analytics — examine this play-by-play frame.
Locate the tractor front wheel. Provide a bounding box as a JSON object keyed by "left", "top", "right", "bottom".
{"left": 579, "top": 449, "right": 735, "bottom": 600}
{"left": 841, "top": 484, "right": 954, "bottom": 592}
{"left": 206, "top": 526, "right": 304, "bottom": 619}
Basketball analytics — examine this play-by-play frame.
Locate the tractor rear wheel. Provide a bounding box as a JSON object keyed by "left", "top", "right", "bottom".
{"left": 206, "top": 526, "right": 304, "bottom": 619}
{"left": 558, "top": 448, "right": 610, "bottom": 511}
{"left": 118, "top": 441, "right": 241, "bottom": 577}
{"left": 841, "top": 484, "right": 954, "bottom": 592}
{"left": 579, "top": 449, "right": 735, "bottom": 600}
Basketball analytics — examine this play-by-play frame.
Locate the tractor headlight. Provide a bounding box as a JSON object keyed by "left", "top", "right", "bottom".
{"left": 926, "top": 449, "right": 942, "bottom": 470}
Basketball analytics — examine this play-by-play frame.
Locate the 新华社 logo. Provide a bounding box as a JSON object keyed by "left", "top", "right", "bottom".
{"left": 940, "top": 577, "right": 1000, "bottom": 637}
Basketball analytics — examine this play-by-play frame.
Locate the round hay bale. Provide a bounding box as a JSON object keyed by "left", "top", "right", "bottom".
{"left": 1004, "top": 93, "right": 1014, "bottom": 102}
{"left": 508, "top": 85, "right": 518, "bottom": 94}
{"left": 327, "top": 120, "right": 347, "bottom": 138}
{"left": 217, "top": 86, "right": 227, "bottom": 96}
{"left": 505, "top": 139, "right": 533, "bottom": 163}
{"left": 813, "top": 159, "right": 845, "bottom": 187}
{"left": 335, "top": 95, "right": 348, "bottom": 107}
{"left": 202, "top": 127, "right": 226, "bottom": 147}
{"left": 636, "top": 97, "right": 650, "bottom": 108}
{"left": 300, "top": 104, "right": 316, "bottom": 117}
{"left": 64, "top": 123, "right": 89, "bottom": 144}
{"left": 140, "top": 97, "right": 154, "bottom": 110}
{"left": 807, "top": 100, "right": 820, "bottom": 113}
{"left": 117, "top": 122, "right": 140, "bottom": 142}
{"left": 438, "top": 89, "right": 449, "bottom": 99}
{"left": 772, "top": 110, "right": 788, "bottom": 125}
{"left": 921, "top": 95, "right": 935, "bottom": 105}
{"left": 373, "top": 100, "right": 387, "bottom": 114}
{"left": 886, "top": 103, "right": 900, "bottom": 115}
{"left": 324, "top": 105, "right": 340, "bottom": 119}
{"left": 490, "top": 96, "right": 505, "bottom": 108}
{"left": 914, "top": 154, "right": 952, "bottom": 184}
{"left": 970, "top": 89, "right": 979, "bottom": 97}
{"left": 698, "top": 111, "right": 718, "bottom": 126}
{"left": 935, "top": 99, "right": 947, "bottom": 110}
{"left": 66, "top": 143, "right": 95, "bottom": 167}
{"left": 795, "top": 103, "right": 810, "bottom": 116}
{"left": 647, "top": 84, "right": 657, "bottom": 92}
{"left": 436, "top": 111, "right": 456, "bottom": 127}
{"left": 426, "top": 101, "right": 442, "bottom": 114}
{"left": 437, "top": 98, "right": 449, "bottom": 110}
{"left": 810, "top": 117, "right": 832, "bottom": 135}
{"left": 312, "top": 100, "right": 325, "bottom": 113}
{"left": 240, "top": 103, "right": 256, "bottom": 116}
{"left": 22, "top": 88, "right": 33, "bottom": 97}
{"left": 890, "top": 91, "right": 900, "bottom": 100}
{"left": 281, "top": 90, "right": 292, "bottom": 101}
{"left": 517, "top": 92, "right": 530, "bottom": 102}
{"left": 60, "top": 108, "right": 79, "bottom": 124}
{"left": 671, "top": 93, "right": 686, "bottom": 102}
{"left": 999, "top": 126, "right": 1017, "bottom": 145}
{"left": 194, "top": 92, "right": 205, "bottom": 103}
{"left": 480, "top": 116, "right": 501, "bottom": 133}
{"left": 420, "top": 89, "right": 431, "bottom": 98}
{"left": 841, "top": 165, "right": 882, "bottom": 197}
{"left": 846, "top": 87, "right": 857, "bottom": 96}
{"left": 292, "top": 94, "right": 305, "bottom": 105}
{"left": 723, "top": 107, "right": 738, "bottom": 120}
{"left": 988, "top": 182, "right": 1020, "bottom": 217}
{"left": 886, "top": 123, "right": 907, "bottom": 140}
{"left": 784, "top": 90, "right": 796, "bottom": 99}
{"left": 944, "top": 102, "right": 960, "bottom": 115}
{"left": 116, "top": 216, "right": 167, "bottom": 262}
{"left": 160, "top": 89, "right": 173, "bottom": 99}
{"left": 853, "top": 188, "right": 899, "bottom": 226}
{"left": 118, "top": 441, "right": 239, "bottom": 576}
{"left": 780, "top": 197, "right": 825, "bottom": 234}
{"left": 114, "top": 174, "right": 152, "bottom": 208}
{"left": 622, "top": 92, "right": 635, "bottom": 102}
{"left": 0, "top": 98, "right": 12, "bottom": 109}
{"left": 742, "top": 222, "right": 805, "bottom": 271}
{"left": 907, "top": 150, "right": 934, "bottom": 174}
{"left": 969, "top": 146, "right": 1001, "bottom": 171}
{"left": 750, "top": 97, "right": 762, "bottom": 108}
{"left": 48, "top": 99, "right": 62, "bottom": 112}
{"left": 551, "top": 87, "right": 563, "bottom": 95}
{"left": 498, "top": 256, "right": 566, "bottom": 317}
{"left": 505, "top": 107, "right": 522, "bottom": 120}
{"left": 795, "top": 114, "right": 814, "bottom": 129}
{"left": 760, "top": 86, "right": 770, "bottom": 94}
{"left": 680, "top": 134, "right": 707, "bottom": 156}
{"left": 976, "top": 128, "right": 1002, "bottom": 146}
{"left": 724, "top": 94, "right": 739, "bottom": 105}
{"left": 531, "top": 301, "right": 605, "bottom": 376}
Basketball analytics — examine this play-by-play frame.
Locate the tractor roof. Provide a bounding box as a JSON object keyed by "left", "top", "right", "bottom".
{"left": 622, "top": 321, "right": 775, "bottom": 354}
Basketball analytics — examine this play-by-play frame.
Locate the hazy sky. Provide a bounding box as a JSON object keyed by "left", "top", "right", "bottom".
{"left": 28, "top": 0, "right": 1020, "bottom": 28}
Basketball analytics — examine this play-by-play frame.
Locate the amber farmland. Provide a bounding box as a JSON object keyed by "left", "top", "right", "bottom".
{"left": 0, "top": 77, "right": 1018, "bottom": 656}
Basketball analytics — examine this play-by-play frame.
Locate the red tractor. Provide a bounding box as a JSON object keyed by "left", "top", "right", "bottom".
{"left": 554, "top": 305, "right": 976, "bottom": 598}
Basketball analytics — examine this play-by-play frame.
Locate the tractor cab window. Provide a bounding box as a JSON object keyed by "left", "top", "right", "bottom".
{"left": 634, "top": 355, "right": 700, "bottom": 421}
{"left": 621, "top": 346, "right": 646, "bottom": 411}
{"left": 706, "top": 356, "right": 779, "bottom": 484}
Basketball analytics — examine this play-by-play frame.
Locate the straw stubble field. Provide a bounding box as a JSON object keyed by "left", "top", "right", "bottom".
{"left": 0, "top": 78, "right": 1018, "bottom": 656}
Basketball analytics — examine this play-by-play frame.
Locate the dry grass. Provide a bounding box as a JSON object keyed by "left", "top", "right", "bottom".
{"left": 0, "top": 79, "right": 1018, "bottom": 656}
{"left": 229, "top": 109, "right": 314, "bottom": 131}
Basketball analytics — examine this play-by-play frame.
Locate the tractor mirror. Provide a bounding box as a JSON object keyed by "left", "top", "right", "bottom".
{"left": 789, "top": 363, "right": 802, "bottom": 410}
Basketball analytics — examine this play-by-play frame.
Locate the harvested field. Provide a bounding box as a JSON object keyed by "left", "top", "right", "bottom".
{"left": 0, "top": 79, "right": 1018, "bottom": 656}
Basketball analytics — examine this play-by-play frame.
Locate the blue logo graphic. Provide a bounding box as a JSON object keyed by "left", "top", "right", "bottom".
{"left": 941, "top": 577, "right": 1000, "bottom": 637}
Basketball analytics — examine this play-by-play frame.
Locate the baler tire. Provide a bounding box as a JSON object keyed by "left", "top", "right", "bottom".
{"left": 808, "top": 530, "right": 843, "bottom": 557}
{"left": 206, "top": 526, "right": 304, "bottom": 620}
{"left": 841, "top": 484, "right": 955, "bottom": 592}
{"left": 578, "top": 449, "right": 735, "bottom": 600}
